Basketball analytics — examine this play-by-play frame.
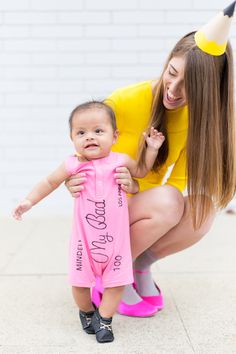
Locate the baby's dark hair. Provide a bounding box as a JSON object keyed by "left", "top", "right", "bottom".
{"left": 69, "top": 100, "right": 117, "bottom": 134}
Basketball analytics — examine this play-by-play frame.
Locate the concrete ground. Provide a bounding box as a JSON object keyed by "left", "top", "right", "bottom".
{"left": 0, "top": 213, "right": 235, "bottom": 354}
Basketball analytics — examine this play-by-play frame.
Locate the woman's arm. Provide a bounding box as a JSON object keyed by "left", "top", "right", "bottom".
{"left": 13, "top": 162, "right": 69, "bottom": 220}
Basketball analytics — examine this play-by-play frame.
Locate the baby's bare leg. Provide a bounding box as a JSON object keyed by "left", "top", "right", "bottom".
{"left": 99, "top": 286, "right": 125, "bottom": 318}
{"left": 72, "top": 286, "right": 94, "bottom": 312}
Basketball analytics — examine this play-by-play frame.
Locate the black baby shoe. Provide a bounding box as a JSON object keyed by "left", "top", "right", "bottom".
{"left": 91, "top": 309, "right": 114, "bottom": 343}
{"left": 79, "top": 307, "right": 96, "bottom": 334}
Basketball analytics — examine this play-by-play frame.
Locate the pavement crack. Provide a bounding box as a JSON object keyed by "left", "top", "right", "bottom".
{"left": 169, "top": 287, "right": 196, "bottom": 354}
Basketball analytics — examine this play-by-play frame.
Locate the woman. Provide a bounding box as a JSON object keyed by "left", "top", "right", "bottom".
{"left": 66, "top": 6, "right": 236, "bottom": 317}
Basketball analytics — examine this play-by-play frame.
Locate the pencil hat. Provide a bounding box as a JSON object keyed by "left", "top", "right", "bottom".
{"left": 194, "top": 1, "right": 236, "bottom": 56}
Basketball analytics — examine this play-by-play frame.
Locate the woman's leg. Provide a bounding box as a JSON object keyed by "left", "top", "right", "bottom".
{"left": 121, "top": 185, "right": 184, "bottom": 305}
{"left": 123, "top": 185, "right": 215, "bottom": 304}
{"left": 128, "top": 185, "right": 185, "bottom": 259}
{"left": 148, "top": 195, "right": 215, "bottom": 259}
{"left": 128, "top": 185, "right": 215, "bottom": 259}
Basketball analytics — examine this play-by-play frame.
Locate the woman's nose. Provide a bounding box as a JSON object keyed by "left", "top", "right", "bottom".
{"left": 169, "top": 78, "right": 183, "bottom": 95}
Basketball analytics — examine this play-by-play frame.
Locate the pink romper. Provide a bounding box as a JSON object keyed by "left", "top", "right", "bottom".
{"left": 65, "top": 152, "right": 133, "bottom": 288}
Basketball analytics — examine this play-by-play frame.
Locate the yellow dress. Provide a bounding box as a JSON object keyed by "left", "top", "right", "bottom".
{"left": 106, "top": 80, "right": 188, "bottom": 193}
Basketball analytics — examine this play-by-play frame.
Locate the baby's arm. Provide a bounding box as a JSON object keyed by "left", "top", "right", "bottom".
{"left": 124, "top": 127, "right": 165, "bottom": 178}
{"left": 13, "top": 162, "right": 69, "bottom": 220}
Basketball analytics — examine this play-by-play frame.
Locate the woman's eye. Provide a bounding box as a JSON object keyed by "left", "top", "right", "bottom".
{"left": 169, "top": 70, "right": 175, "bottom": 76}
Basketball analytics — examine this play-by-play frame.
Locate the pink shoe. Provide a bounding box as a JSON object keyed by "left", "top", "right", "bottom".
{"left": 117, "top": 299, "right": 157, "bottom": 317}
{"left": 134, "top": 270, "right": 164, "bottom": 310}
{"left": 91, "top": 277, "right": 157, "bottom": 317}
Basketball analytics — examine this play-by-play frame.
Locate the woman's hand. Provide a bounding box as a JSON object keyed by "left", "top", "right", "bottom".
{"left": 65, "top": 173, "right": 87, "bottom": 197}
{"left": 114, "top": 167, "right": 139, "bottom": 194}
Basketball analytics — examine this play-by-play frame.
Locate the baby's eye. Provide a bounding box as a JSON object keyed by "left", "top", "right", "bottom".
{"left": 77, "top": 131, "right": 84, "bottom": 136}
{"left": 95, "top": 129, "right": 103, "bottom": 134}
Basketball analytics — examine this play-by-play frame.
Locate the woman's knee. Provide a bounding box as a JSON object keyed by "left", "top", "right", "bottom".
{"left": 151, "top": 186, "right": 185, "bottom": 226}
{"left": 128, "top": 185, "right": 184, "bottom": 228}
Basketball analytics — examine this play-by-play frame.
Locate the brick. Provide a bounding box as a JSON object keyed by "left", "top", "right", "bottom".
{"left": 85, "top": 25, "right": 137, "bottom": 38}
{"left": 30, "top": 0, "right": 83, "bottom": 11}
{"left": 31, "top": 25, "right": 83, "bottom": 38}
{"left": 0, "top": 0, "right": 30, "bottom": 10}
{"left": 4, "top": 39, "right": 57, "bottom": 52}
{"left": 113, "top": 11, "right": 165, "bottom": 24}
{"left": 0, "top": 25, "right": 30, "bottom": 38}
{"left": 5, "top": 93, "right": 57, "bottom": 106}
{"left": 6, "top": 66, "right": 58, "bottom": 80}
{"left": 112, "top": 38, "right": 164, "bottom": 51}
{"left": 111, "top": 65, "right": 162, "bottom": 79}
{"left": 84, "top": 79, "right": 133, "bottom": 95}
{"left": 4, "top": 12, "right": 57, "bottom": 24}
{"left": 57, "top": 39, "right": 111, "bottom": 51}
{"left": 85, "top": 52, "right": 138, "bottom": 65}
{"left": 32, "top": 53, "right": 84, "bottom": 66}
{"left": 192, "top": 1, "right": 223, "bottom": 10}
{"left": 58, "top": 66, "right": 111, "bottom": 79}
{"left": 58, "top": 93, "right": 94, "bottom": 106}
{"left": 165, "top": 11, "right": 214, "bottom": 24}
{"left": 0, "top": 53, "right": 30, "bottom": 65}
{"left": 31, "top": 80, "right": 83, "bottom": 93}
{"left": 139, "top": 0, "right": 192, "bottom": 10}
{"left": 0, "top": 81, "right": 30, "bottom": 93}
{"left": 139, "top": 24, "right": 192, "bottom": 38}
{"left": 58, "top": 11, "right": 111, "bottom": 24}
{"left": 85, "top": 0, "right": 138, "bottom": 10}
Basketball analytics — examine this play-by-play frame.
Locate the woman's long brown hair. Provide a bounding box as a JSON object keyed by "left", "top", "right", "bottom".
{"left": 138, "top": 32, "right": 236, "bottom": 229}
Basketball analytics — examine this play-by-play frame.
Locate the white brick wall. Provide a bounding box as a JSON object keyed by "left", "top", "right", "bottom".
{"left": 1, "top": 0, "right": 236, "bottom": 217}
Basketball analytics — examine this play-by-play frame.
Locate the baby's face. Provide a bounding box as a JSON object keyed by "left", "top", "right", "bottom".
{"left": 71, "top": 108, "right": 118, "bottom": 160}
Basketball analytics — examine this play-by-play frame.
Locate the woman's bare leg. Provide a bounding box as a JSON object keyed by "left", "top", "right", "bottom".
{"left": 122, "top": 185, "right": 184, "bottom": 304}
{"left": 123, "top": 185, "right": 215, "bottom": 303}
{"left": 149, "top": 195, "right": 215, "bottom": 259}
{"left": 128, "top": 185, "right": 185, "bottom": 259}
{"left": 128, "top": 185, "right": 215, "bottom": 259}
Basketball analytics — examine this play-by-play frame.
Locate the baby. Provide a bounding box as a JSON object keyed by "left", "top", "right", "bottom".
{"left": 13, "top": 101, "right": 164, "bottom": 343}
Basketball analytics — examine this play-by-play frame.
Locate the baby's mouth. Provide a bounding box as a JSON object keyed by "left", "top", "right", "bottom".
{"left": 85, "top": 143, "right": 99, "bottom": 149}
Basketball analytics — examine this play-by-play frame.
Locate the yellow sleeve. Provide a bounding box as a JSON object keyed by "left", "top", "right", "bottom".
{"left": 166, "top": 148, "right": 187, "bottom": 192}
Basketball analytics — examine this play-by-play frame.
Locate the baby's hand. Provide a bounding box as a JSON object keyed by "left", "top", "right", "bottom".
{"left": 143, "top": 127, "right": 165, "bottom": 151}
{"left": 13, "top": 199, "right": 32, "bottom": 221}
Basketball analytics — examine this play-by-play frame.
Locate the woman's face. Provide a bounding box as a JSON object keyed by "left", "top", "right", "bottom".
{"left": 162, "top": 56, "right": 187, "bottom": 110}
